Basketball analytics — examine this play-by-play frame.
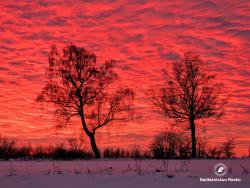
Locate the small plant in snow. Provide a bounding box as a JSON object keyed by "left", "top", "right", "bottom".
{"left": 176, "top": 160, "right": 189, "bottom": 173}
{"left": 99, "top": 167, "right": 113, "bottom": 175}
{"left": 51, "top": 160, "right": 62, "bottom": 175}
{"left": 156, "top": 160, "right": 174, "bottom": 178}
{"left": 240, "top": 164, "right": 249, "bottom": 176}
{"left": 122, "top": 163, "right": 133, "bottom": 174}
{"left": 134, "top": 159, "right": 143, "bottom": 175}
{"left": 7, "top": 161, "right": 16, "bottom": 176}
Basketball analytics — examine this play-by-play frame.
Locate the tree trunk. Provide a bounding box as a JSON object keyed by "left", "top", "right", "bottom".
{"left": 80, "top": 115, "right": 101, "bottom": 158}
{"left": 190, "top": 118, "right": 196, "bottom": 158}
{"left": 89, "top": 133, "right": 101, "bottom": 158}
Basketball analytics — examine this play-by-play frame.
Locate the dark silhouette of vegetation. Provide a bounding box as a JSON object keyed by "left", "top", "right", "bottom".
{"left": 102, "top": 146, "right": 150, "bottom": 159}
{"left": 0, "top": 135, "right": 92, "bottom": 160}
{"left": 0, "top": 135, "right": 17, "bottom": 160}
{"left": 67, "top": 130, "right": 85, "bottom": 152}
{"left": 196, "top": 127, "right": 208, "bottom": 158}
{"left": 207, "top": 146, "right": 222, "bottom": 159}
{"left": 221, "top": 137, "right": 236, "bottom": 158}
{"left": 103, "top": 147, "right": 127, "bottom": 158}
{"left": 150, "top": 129, "right": 243, "bottom": 159}
{"left": 248, "top": 146, "right": 250, "bottom": 158}
{"left": 0, "top": 135, "right": 246, "bottom": 160}
{"left": 37, "top": 44, "right": 135, "bottom": 158}
{"left": 102, "top": 147, "right": 134, "bottom": 158}
{"left": 130, "top": 145, "right": 143, "bottom": 159}
{"left": 150, "top": 130, "right": 191, "bottom": 159}
{"left": 151, "top": 52, "right": 228, "bottom": 158}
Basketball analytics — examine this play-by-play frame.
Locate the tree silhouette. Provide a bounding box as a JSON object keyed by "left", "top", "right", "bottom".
{"left": 151, "top": 52, "right": 228, "bottom": 158}
{"left": 37, "top": 44, "right": 135, "bottom": 158}
{"left": 221, "top": 137, "right": 235, "bottom": 158}
{"left": 150, "top": 130, "right": 184, "bottom": 159}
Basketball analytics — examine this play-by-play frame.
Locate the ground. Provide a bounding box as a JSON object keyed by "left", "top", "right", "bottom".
{"left": 0, "top": 159, "right": 249, "bottom": 188}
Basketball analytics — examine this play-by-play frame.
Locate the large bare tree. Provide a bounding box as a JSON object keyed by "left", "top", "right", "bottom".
{"left": 37, "top": 44, "right": 135, "bottom": 158}
{"left": 151, "top": 52, "right": 227, "bottom": 158}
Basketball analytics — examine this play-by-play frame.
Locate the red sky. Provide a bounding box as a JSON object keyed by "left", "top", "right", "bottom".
{"left": 0, "top": 0, "right": 249, "bottom": 156}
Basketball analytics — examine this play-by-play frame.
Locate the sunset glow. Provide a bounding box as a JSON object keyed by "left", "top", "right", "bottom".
{"left": 0, "top": 0, "right": 249, "bottom": 156}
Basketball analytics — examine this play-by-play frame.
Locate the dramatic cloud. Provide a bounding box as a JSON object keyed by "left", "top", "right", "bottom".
{"left": 0, "top": 0, "right": 249, "bottom": 155}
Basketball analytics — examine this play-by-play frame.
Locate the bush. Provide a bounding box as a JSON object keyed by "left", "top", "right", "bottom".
{"left": 150, "top": 130, "right": 191, "bottom": 159}
{"left": 220, "top": 137, "right": 236, "bottom": 158}
{"left": 103, "top": 147, "right": 128, "bottom": 158}
{"left": 0, "top": 136, "right": 93, "bottom": 160}
{"left": 0, "top": 136, "right": 16, "bottom": 160}
{"left": 130, "top": 145, "right": 142, "bottom": 159}
{"left": 32, "top": 145, "right": 93, "bottom": 160}
{"left": 14, "top": 145, "right": 32, "bottom": 159}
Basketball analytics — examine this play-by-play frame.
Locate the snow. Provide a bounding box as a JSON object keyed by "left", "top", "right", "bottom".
{"left": 0, "top": 159, "right": 249, "bottom": 188}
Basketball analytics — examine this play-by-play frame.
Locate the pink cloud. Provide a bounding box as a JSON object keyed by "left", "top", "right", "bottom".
{"left": 0, "top": 0, "right": 249, "bottom": 155}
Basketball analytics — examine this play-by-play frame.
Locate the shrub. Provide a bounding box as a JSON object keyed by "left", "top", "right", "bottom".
{"left": 0, "top": 135, "right": 16, "bottom": 160}
{"left": 150, "top": 130, "right": 191, "bottom": 159}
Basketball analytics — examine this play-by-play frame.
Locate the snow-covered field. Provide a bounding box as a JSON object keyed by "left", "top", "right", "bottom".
{"left": 0, "top": 159, "right": 249, "bottom": 188}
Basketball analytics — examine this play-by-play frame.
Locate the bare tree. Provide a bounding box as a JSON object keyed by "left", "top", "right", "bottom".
{"left": 151, "top": 52, "right": 227, "bottom": 158}
{"left": 178, "top": 136, "right": 192, "bottom": 159}
{"left": 150, "top": 130, "right": 184, "bottom": 159}
{"left": 221, "top": 137, "right": 235, "bottom": 158}
{"left": 68, "top": 129, "right": 85, "bottom": 152}
{"left": 130, "top": 144, "right": 142, "bottom": 159}
{"left": 208, "top": 146, "right": 222, "bottom": 159}
{"left": 37, "top": 44, "right": 135, "bottom": 158}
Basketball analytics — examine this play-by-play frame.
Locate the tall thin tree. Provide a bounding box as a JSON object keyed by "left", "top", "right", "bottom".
{"left": 151, "top": 52, "right": 227, "bottom": 158}
{"left": 37, "top": 44, "right": 135, "bottom": 158}
{"left": 221, "top": 137, "right": 235, "bottom": 158}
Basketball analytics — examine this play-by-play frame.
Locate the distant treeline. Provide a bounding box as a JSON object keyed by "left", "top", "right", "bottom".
{"left": 0, "top": 133, "right": 249, "bottom": 160}
{"left": 0, "top": 136, "right": 147, "bottom": 160}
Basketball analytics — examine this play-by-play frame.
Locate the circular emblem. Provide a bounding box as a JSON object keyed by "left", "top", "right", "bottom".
{"left": 214, "top": 163, "right": 227, "bottom": 177}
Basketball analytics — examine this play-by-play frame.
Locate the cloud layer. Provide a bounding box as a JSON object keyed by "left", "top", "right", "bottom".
{"left": 0, "top": 0, "right": 249, "bottom": 155}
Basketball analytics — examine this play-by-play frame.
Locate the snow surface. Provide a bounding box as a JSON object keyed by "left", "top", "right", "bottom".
{"left": 0, "top": 159, "right": 249, "bottom": 188}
